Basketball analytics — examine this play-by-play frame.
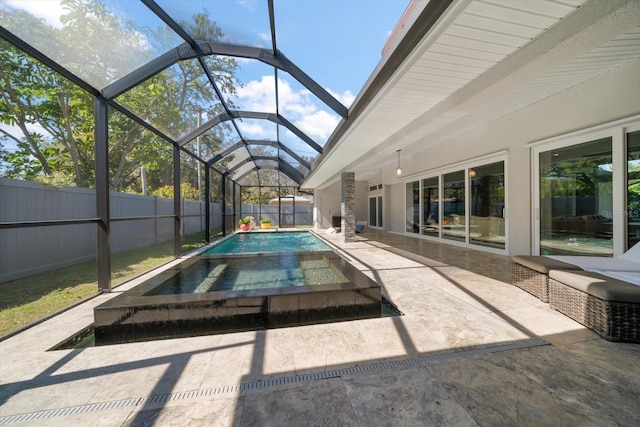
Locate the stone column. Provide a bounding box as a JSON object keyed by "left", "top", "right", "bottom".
{"left": 341, "top": 172, "right": 356, "bottom": 242}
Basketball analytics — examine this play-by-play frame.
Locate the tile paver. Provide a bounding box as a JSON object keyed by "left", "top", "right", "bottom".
{"left": 0, "top": 229, "right": 638, "bottom": 425}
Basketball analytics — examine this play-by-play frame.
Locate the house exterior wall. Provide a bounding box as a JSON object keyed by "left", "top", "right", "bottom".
{"left": 388, "top": 182, "right": 405, "bottom": 234}
{"left": 355, "top": 181, "right": 368, "bottom": 223}
{"left": 380, "top": 59, "right": 640, "bottom": 255}
{"left": 313, "top": 181, "right": 342, "bottom": 229}
{"left": 314, "top": 180, "right": 368, "bottom": 229}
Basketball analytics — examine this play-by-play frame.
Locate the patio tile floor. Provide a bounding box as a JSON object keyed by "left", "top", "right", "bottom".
{"left": 0, "top": 229, "right": 638, "bottom": 426}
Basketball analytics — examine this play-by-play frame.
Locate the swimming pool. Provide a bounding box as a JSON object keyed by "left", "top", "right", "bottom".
{"left": 201, "top": 231, "right": 331, "bottom": 255}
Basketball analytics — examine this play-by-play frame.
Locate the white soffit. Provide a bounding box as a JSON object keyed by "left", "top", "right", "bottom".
{"left": 303, "top": 0, "right": 639, "bottom": 189}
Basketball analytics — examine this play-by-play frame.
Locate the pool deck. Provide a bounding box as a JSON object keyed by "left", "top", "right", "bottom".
{"left": 1, "top": 228, "right": 639, "bottom": 426}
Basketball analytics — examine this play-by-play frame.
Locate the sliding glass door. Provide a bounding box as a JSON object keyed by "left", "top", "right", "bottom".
{"left": 442, "top": 171, "right": 466, "bottom": 242}
{"left": 422, "top": 177, "right": 439, "bottom": 238}
{"left": 539, "top": 138, "right": 613, "bottom": 256}
{"left": 406, "top": 181, "right": 420, "bottom": 234}
{"left": 469, "top": 162, "right": 505, "bottom": 249}
{"left": 627, "top": 130, "right": 640, "bottom": 250}
{"left": 403, "top": 159, "right": 506, "bottom": 251}
{"left": 369, "top": 196, "right": 383, "bottom": 228}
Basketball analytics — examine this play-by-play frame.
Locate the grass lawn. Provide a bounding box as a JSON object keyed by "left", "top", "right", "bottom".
{"left": 0, "top": 231, "right": 219, "bottom": 337}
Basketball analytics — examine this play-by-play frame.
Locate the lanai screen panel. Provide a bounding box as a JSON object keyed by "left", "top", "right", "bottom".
{"left": 236, "top": 118, "right": 278, "bottom": 144}
{"left": 155, "top": 0, "right": 272, "bottom": 48}
{"left": 237, "top": 170, "right": 298, "bottom": 187}
{"left": 276, "top": 72, "right": 341, "bottom": 148}
{"left": 223, "top": 148, "right": 253, "bottom": 173}
{"left": 217, "top": 56, "right": 277, "bottom": 113}
{"left": 197, "top": 126, "right": 242, "bottom": 168}
{"left": 184, "top": 128, "right": 234, "bottom": 169}
{"left": 114, "top": 59, "right": 227, "bottom": 142}
{"left": 0, "top": 1, "right": 182, "bottom": 89}
{"left": 278, "top": 150, "right": 307, "bottom": 175}
{"left": 248, "top": 144, "right": 278, "bottom": 158}
{"left": 0, "top": 0, "right": 347, "bottom": 188}
{"left": 229, "top": 161, "right": 257, "bottom": 183}
{"left": 255, "top": 159, "right": 279, "bottom": 170}
{"left": 278, "top": 124, "right": 320, "bottom": 165}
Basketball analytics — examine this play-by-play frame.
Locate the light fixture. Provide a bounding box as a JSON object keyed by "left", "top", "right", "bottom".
{"left": 469, "top": 168, "right": 476, "bottom": 178}
{"left": 396, "top": 149, "right": 402, "bottom": 177}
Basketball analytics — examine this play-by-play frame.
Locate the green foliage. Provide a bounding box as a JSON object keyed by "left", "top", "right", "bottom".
{"left": 540, "top": 157, "right": 612, "bottom": 199}
{"left": 151, "top": 182, "right": 200, "bottom": 200}
{"left": 239, "top": 216, "right": 253, "bottom": 225}
{"left": 628, "top": 182, "right": 640, "bottom": 217}
{"left": 260, "top": 218, "right": 271, "bottom": 224}
{"left": 0, "top": 1, "right": 240, "bottom": 196}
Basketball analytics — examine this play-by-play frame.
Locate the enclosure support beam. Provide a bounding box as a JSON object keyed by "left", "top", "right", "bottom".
{"left": 221, "top": 177, "right": 227, "bottom": 236}
{"left": 185, "top": 111, "right": 322, "bottom": 155}
{"left": 95, "top": 97, "right": 111, "bottom": 292}
{"left": 205, "top": 166, "right": 211, "bottom": 243}
{"left": 173, "top": 145, "right": 181, "bottom": 257}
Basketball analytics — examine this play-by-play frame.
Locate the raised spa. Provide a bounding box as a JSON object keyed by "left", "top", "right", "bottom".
{"left": 94, "top": 246, "right": 382, "bottom": 345}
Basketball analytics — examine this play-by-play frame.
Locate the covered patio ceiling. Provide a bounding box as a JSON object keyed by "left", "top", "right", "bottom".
{"left": 0, "top": 0, "right": 348, "bottom": 187}
{"left": 302, "top": 0, "right": 640, "bottom": 189}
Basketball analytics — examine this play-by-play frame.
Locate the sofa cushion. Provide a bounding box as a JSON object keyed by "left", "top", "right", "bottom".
{"left": 512, "top": 255, "right": 582, "bottom": 274}
{"left": 549, "top": 270, "right": 640, "bottom": 303}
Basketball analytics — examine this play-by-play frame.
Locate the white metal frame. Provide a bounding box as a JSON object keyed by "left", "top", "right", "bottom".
{"left": 530, "top": 116, "right": 640, "bottom": 256}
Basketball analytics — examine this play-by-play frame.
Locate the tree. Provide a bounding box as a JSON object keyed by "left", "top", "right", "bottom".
{"left": 0, "top": 1, "right": 240, "bottom": 195}
{"left": 0, "top": 35, "right": 95, "bottom": 186}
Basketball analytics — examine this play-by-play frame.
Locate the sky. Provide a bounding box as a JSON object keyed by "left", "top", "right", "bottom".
{"left": 0, "top": 0, "right": 410, "bottom": 156}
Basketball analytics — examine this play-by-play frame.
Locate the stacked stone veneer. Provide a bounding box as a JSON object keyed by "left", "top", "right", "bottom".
{"left": 341, "top": 172, "right": 356, "bottom": 243}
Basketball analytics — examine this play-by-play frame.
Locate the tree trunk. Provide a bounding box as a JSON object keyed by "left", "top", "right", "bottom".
{"left": 57, "top": 93, "right": 85, "bottom": 186}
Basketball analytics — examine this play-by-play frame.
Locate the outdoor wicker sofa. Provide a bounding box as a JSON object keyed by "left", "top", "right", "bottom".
{"left": 512, "top": 244, "right": 640, "bottom": 342}
{"left": 512, "top": 243, "right": 640, "bottom": 302}
{"left": 548, "top": 269, "right": 640, "bottom": 342}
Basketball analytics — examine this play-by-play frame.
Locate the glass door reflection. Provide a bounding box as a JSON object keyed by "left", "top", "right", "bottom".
{"left": 443, "top": 171, "right": 465, "bottom": 242}
{"left": 539, "top": 138, "right": 613, "bottom": 256}
{"left": 422, "top": 177, "right": 439, "bottom": 237}
{"left": 469, "top": 162, "right": 505, "bottom": 249}
{"left": 627, "top": 131, "right": 640, "bottom": 250}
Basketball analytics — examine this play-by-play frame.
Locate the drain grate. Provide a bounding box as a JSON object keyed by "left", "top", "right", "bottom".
{"left": 0, "top": 338, "right": 548, "bottom": 425}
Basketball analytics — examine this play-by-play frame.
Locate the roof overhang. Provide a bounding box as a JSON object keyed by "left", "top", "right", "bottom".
{"left": 302, "top": 0, "right": 640, "bottom": 189}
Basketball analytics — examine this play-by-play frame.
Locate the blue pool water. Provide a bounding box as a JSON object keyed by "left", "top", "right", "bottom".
{"left": 201, "top": 231, "right": 331, "bottom": 255}
{"left": 146, "top": 253, "right": 349, "bottom": 295}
